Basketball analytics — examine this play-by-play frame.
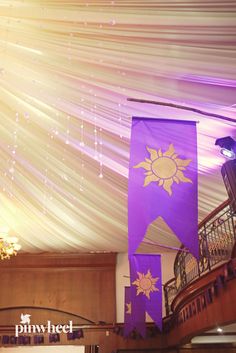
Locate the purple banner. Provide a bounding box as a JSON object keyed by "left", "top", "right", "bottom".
{"left": 124, "top": 285, "right": 146, "bottom": 337}
{"left": 130, "top": 254, "right": 162, "bottom": 332}
{"left": 124, "top": 287, "right": 133, "bottom": 337}
{"left": 128, "top": 117, "right": 198, "bottom": 258}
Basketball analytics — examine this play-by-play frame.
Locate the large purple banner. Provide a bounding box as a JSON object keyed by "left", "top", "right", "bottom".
{"left": 128, "top": 117, "right": 198, "bottom": 258}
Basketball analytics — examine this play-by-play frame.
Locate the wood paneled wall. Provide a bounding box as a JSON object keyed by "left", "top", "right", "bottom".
{"left": 0, "top": 253, "right": 116, "bottom": 325}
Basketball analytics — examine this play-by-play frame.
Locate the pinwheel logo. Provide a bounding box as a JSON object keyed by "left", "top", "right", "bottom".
{"left": 20, "top": 313, "right": 31, "bottom": 325}
{"left": 15, "top": 314, "right": 73, "bottom": 337}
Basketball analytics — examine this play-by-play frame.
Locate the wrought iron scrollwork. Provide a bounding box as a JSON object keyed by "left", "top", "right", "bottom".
{"left": 164, "top": 201, "right": 236, "bottom": 315}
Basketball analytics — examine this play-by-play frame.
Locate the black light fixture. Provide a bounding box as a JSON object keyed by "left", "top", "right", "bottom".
{"left": 215, "top": 136, "right": 236, "bottom": 159}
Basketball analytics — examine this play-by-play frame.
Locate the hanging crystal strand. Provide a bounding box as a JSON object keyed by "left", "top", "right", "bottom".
{"left": 80, "top": 119, "right": 85, "bottom": 148}
{"left": 118, "top": 102, "right": 123, "bottom": 139}
{"left": 93, "top": 93, "right": 102, "bottom": 178}
{"left": 9, "top": 112, "right": 19, "bottom": 199}
{"left": 43, "top": 142, "right": 49, "bottom": 215}
{"left": 79, "top": 119, "right": 85, "bottom": 192}
{"left": 65, "top": 114, "right": 70, "bottom": 145}
{"left": 94, "top": 101, "right": 98, "bottom": 161}
{"left": 43, "top": 107, "right": 56, "bottom": 213}
{"left": 98, "top": 127, "right": 103, "bottom": 179}
{"left": 58, "top": 111, "right": 67, "bottom": 183}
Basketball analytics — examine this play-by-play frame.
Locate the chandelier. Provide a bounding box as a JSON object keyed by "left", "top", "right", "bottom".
{"left": 0, "top": 228, "right": 21, "bottom": 260}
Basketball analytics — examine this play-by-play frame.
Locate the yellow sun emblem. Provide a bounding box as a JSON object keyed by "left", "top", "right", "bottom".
{"left": 126, "top": 302, "right": 131, "bottom": 314}
{"left": 133, "top": 143, "right": 192, "bottom": 196}
{"left": 132, "top": 269, "right": 159, "bottom": 300}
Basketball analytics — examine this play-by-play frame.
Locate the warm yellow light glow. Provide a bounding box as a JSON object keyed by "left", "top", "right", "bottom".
{"left": 0, "top": 228, "right": 21, "bottom": 260}
{"left": 7, "top": 236, "right": 19, "bottom": 243}
{"left": 0, "top": 0, "right": 234, "bottom": 255}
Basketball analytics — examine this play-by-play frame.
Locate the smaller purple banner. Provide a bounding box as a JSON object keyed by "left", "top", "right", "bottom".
{"left": 130, "top": 254, "right": 162, "bottom": 332}
{"left": 124, "top": 286, "right": 133, "bottom": 337}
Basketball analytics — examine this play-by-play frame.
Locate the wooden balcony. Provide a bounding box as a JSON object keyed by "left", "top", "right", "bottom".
{"left": 165, "top": 258, "right": 236, "bottom": 346}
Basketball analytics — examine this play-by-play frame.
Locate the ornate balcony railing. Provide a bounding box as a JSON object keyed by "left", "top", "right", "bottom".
{"left": 164, "top": 200, "right": 236, "bottom": 316}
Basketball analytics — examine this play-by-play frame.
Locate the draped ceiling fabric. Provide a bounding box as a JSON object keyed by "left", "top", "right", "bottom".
{"left": 0, "top": 1, "right": 235, "bottom": 253}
